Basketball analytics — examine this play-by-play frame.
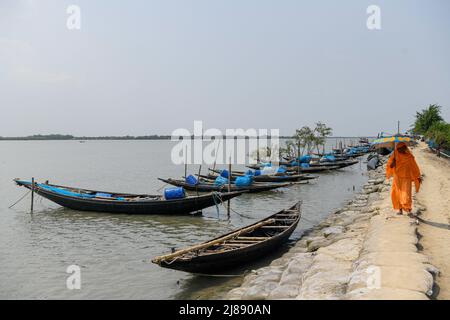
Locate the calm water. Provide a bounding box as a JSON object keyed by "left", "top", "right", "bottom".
{"left": 0, "top": 139, "right": 367, "bottom": 299}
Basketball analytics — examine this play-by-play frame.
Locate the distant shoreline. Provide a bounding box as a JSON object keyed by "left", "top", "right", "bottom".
{"left": 0, "top": 134, "right": 375, "bottom": 141}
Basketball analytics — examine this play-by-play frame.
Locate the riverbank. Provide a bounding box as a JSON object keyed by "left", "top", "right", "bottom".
{"left": 415, "top": 142, "right": 450, "bottom": 299}
{"left": 227, "top": 148, "right": 441, "bottom": 300}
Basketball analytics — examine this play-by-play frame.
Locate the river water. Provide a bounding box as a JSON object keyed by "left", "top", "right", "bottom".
{"left": 0, "top": 139, "right": 367, "bottom": 299}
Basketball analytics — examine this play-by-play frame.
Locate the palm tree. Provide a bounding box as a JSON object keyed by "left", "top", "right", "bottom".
{"left": 413, "top": 104, "right": 443, "bottom": 135}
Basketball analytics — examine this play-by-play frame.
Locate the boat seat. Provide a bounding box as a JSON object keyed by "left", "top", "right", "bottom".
{"left": 261, "top": 225, "right": 290, "bottom": 229}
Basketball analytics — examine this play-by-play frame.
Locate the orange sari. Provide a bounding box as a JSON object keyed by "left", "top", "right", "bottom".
{"left": 386, "top": 142, "right": 421, "bottom": 212}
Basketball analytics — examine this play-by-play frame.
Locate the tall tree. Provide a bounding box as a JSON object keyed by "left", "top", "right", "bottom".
{"left": 294, "top": 126, "right": 315, "bottom": 157}
{"left": 313, "top": 122, "right": 333, "bottom": 154}
{"left": 413, "top": 104, "right": 443, "bottom": 135}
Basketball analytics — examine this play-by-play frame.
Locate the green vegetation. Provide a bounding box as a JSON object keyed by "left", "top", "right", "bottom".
{"left": 425, "top": 121, "right": 450, "bottom": 150}
{"left": 280, "top": 122, "right": 333, "bottom": 158}
{"left": 412, "top": 104, "right": 449, "bottom": 151}
{"left": 412, "top": 104, "right": 443, "bottom": 135}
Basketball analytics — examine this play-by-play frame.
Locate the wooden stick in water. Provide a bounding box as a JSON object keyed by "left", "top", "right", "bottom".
{"left": 227, "top": 161, "right": 231, "bottom": 219}
{"left": 184, "top": 146, "right": 188, "bottom": 180}
{"left": 31, "top": 177, "right": 34, "bottom": 214}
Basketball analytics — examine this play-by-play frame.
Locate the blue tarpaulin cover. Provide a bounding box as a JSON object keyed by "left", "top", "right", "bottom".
{"left": 235, "top": 175, "right": 253, "bottom": 187}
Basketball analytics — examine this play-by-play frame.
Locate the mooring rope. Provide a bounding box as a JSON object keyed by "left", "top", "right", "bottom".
{"left": 212, "top": 192, "right": 222, "bottom": 219}
{"left": 213, "top": 192, "right": 253, "bottom": 220}
{"left": 8, "top": 190, "right": 31, "bottom": 209}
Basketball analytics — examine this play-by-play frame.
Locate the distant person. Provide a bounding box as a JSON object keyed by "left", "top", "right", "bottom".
{"left": 386, "top": 142, "right": 422, "bottom": 215}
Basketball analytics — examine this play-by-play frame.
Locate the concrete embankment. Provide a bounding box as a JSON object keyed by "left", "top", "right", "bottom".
{"left": 227, "top": 155, "right": 438, "bottom": 300}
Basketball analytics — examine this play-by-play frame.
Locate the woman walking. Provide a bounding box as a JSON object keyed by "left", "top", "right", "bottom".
{"left": 386, "top": 142, "right": 422, "bottom": 215}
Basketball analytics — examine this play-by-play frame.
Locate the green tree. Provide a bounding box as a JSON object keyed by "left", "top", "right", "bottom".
{"left": 279, "top": 140, "right": 296, "bottom": 159}
{"left": 426, "top": 121, "right": 450, "bottom": 150}
{"left": 294, "top": 126, "right": 316, "bottom": 157}
{"left": 313, "top": 122, "right": 333, "bottom": 154}
{"left": 413, "top": 104, "right": 443, "bottom": 135}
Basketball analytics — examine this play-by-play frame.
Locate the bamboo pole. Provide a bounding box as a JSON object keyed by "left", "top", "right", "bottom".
{"left": 227, "top": 160, "right": 231, "bottom": 219}
{"left": 184, "top": 146, "right": 188, "bottom": 179}
{"left": 30, "top": 177, "right": 34, "bottom": 214}
{"left": 257, "top": 136, "right": 260, "bottom": 163}
{"left": 152, "top": 219, "right": 276, "bottom": 263}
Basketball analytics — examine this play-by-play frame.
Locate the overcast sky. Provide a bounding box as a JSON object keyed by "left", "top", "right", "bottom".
{"left": 1, "top": 0, "right": 449, "bottom": 137}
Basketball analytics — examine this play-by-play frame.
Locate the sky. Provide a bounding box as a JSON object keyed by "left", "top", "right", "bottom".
{"left": 1, "top": 0, "right": 449, "bottom": 137}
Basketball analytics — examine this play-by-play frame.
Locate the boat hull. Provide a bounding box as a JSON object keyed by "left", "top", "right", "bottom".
{"left": 154, "top": 202, "right": 301, "bottom": 273}
{"left": 15, "top": 180, "right": 242, "bottom": 215}
{"left": 159, "top": 227, "right": 295, "bottom": 273}
{"left": 159, "top": 178, "right": 291, "bottom": 193}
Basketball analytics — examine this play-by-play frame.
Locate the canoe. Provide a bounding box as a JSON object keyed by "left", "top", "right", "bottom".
{"left": 246, "top": 163, "right": 343, "bottom": 171}
{"left": 208, "top": 169, "right": 317, "bottom": 182}
{"left": 158, "top": 178, "right": 291, "bottom": 193}
{"left": 152, "top": 202, "right": 301, "bottom": 273}
{"left": 196, "top": 174, "right": 311, "bottom": 186}
{"left": 246, "top": 164, "right": 340, "bottom": 173}
{"left": 14, "top": 179, "right": 243, "bottom": 215}
{"left": 309, "top": 159, "right": 359, "bottom": 168}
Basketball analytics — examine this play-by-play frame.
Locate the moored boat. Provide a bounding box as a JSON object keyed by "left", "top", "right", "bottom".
{"left": 247, "top": 164, "right": 340, "bottom": 173}
{"left": 208, "top": 169, "right": 317, "bottom": 182}
{"left": 14, "top": 179, "right": 243, "bottom": 215}
{"left": 158, "top": 178, "right": 291, "bottom": 193}
{"left": 152, "top": 202, "right": 301, "bottom": 273}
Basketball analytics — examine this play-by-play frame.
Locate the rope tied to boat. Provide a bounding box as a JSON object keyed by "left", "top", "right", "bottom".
{"left": 213, "top": 191, "right": 253, "bottom": 220}
{"left": 8, "top": 190, "right": 31, "bottom": 209}
{"left": 212, "top": 192, "right": 221, "bottom": 219}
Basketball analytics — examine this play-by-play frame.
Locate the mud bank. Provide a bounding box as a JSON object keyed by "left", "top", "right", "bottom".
{"left": 227, "top": 156, "right": 438, "bottom": 300}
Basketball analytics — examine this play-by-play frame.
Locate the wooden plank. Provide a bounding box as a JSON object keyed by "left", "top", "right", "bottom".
{"left": 220, "top": 243, "right": 249, "bottom": 247}
{"left": 261, "top": 225, "right": 290, "bottom": 229}
{"left": 236, "top": 236, "right": 269, "bottom": 240}
{"left": 274, "top": 214, "right": 298, "bottom": 217}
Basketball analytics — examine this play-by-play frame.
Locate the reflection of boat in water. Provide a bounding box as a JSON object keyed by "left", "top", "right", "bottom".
{"left": 152, "top": 202, "right": 301, "bottom": 274}
{"left": 14, "top": 179, "right": 243, "bottom": 215}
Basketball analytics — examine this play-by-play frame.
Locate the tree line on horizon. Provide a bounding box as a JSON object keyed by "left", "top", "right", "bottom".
{"left": 0, "top": 134, "right": 173, "bottom": 141}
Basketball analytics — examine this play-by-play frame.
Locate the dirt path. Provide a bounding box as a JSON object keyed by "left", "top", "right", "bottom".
{"left": 414, "top": 142, "right": 450, "bottom": 299}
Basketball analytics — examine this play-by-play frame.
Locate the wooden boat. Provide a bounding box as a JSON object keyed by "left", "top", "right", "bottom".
{"left": 247, "top": 164, "right": 340, "bottom": 173}
{"left": 208, "top": 169, "right": 317, "bottom": 182}
{"left": 196, "top": 174, "right": 311, "bottom": 186}
{"left": 309, "top": 159, "right": 359, "bottom": 168}
{"left": 152, "top": 202, "right": 301, "bottom": 273}
{"left": 14, "top": 179, "right": 243, "bottom": 215}
{"left": 158, "top": 178, "right": 291, "bottom": 193}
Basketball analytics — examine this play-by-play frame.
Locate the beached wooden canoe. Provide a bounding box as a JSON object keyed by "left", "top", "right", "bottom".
{"left": 14, "top": 179, "right": 243, "bottom": 215}
{"left": 158, "top": 178, "right": 291, "bottom": 193}
{"left": 152, "top": 202, "right": 301, "bottom": 273}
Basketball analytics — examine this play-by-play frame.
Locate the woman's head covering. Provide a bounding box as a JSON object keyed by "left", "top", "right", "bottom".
{"left": 386, "top": 142, "right": 420, "bottom": 181}
{"left": 396, "top": 142, "right": 408, "bottom": 150}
